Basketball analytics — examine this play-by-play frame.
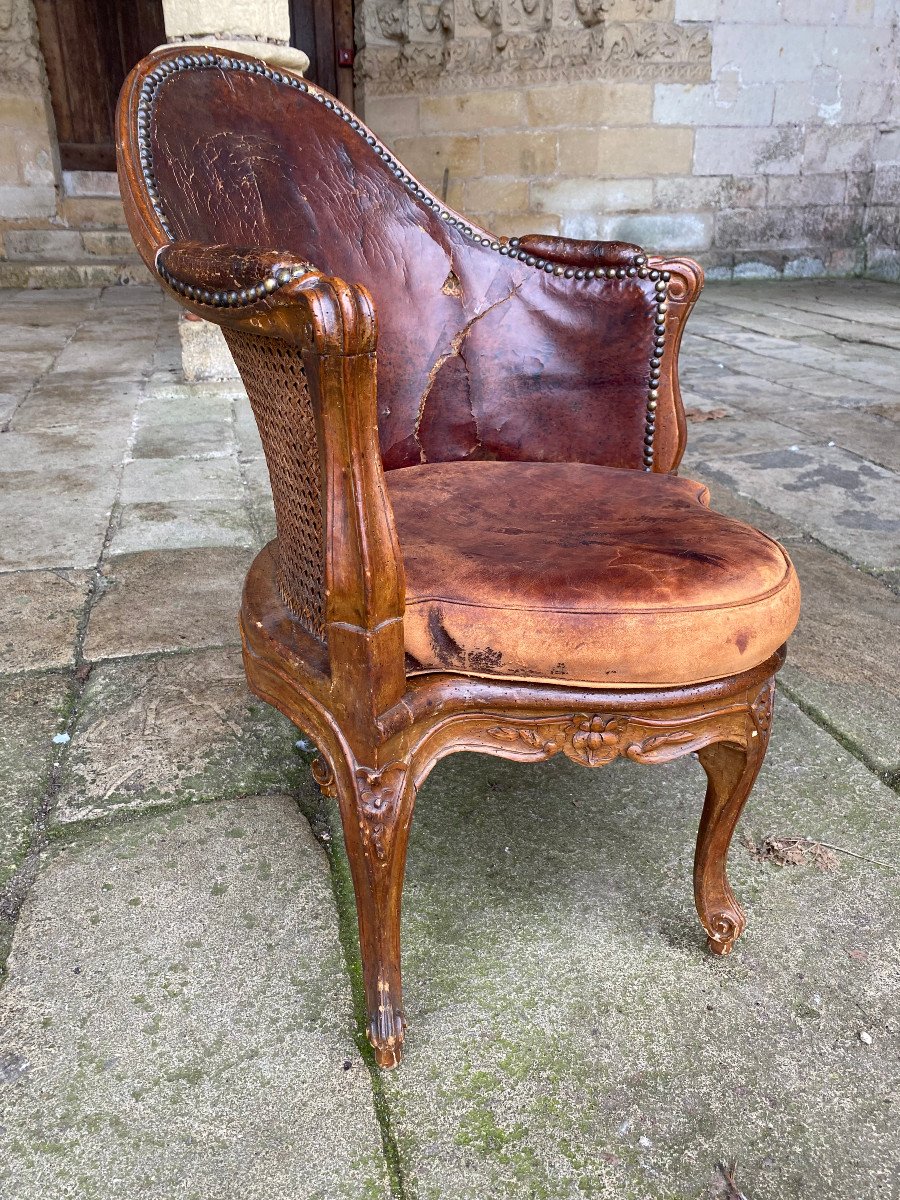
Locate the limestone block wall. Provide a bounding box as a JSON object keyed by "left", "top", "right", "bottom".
{"left": 357, "top": 0, "right": 900, "bottom": 279}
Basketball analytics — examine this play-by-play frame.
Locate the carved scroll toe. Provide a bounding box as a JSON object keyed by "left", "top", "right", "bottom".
{"left": 703, "top": 901, "right": 746, "bottom": 956}
{"left": 369, "top": 975, "right": 407, "bottom": 1068}
{"left": 311, "top": 753, "right": 338, "bottom": 797}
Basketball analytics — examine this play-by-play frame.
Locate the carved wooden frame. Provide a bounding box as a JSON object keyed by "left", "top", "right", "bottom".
{"left": 117, "top": 47, "right": 787, "bottom": 1069}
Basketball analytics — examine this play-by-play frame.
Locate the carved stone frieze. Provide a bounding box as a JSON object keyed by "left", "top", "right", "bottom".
{"left": 358, "top": 0, "right": 710, "bottom": 95}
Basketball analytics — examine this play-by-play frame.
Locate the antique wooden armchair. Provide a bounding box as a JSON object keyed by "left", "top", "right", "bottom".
{"left": 118, "top": 48, "right": 800, "bottom": 1067}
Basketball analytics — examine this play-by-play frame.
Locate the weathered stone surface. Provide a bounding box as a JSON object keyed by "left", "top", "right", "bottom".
{"left": 0, "top": 798, "right": 390, "bottom": 1200}
{"left": 0, "top": 673, "right": 67, "bottom": 893}
{"left": 56, "top": 648, "right": 303, "bottom": 823}
{"left": 84, "top": 549, "right": 253, "bottom": 661}
{"left": 110, "top": 499, "right": 257, "bottom": 555}
{"left": 132, "top": 417, "right": 232, "bottom": 459}
{"left": 0, "top": 570, "right": 90, "bottom": 673}
{"left": 0, "top": 465, "right": 117, "bottom": 570}
{"left": 779, "top": 405, "right": 900, "bottom": 474}
{"left": 348, "top": 700, "right": 899, "bottom": 1199}
{"left": 779, "top": 543, "right": 900, "bottom": 783}
{"left": 178, "top": 313, "right": 241, "bottom": 382}
{"left": 241, "top": 456, "right": 277, "bottom": 545}
{"left": 234, "top": 393, "right": 264, "bottom": 458}
{"left": 690, "top": 445, "right": 899, "bottom": 570}
{"left": 119, "top": 456, "right": 244, "bottom": 504}
{"left": 679, "top": 412, "right": 804, "bottom": 461}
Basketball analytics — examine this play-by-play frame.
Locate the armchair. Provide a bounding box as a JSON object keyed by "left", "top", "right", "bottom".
{"left": 118, "top": 48, "right": 800, "bottom": 1067}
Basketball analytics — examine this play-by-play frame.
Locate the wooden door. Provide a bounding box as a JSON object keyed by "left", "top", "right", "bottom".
{"left": 35, "top": 0, "right": 166, "bottom": 172}
{"left": 289, "top": 0, "right": 355, "bottom": 107}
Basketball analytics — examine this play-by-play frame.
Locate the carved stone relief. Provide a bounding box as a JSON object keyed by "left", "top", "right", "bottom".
{"left": 357, "top": 0, "right": 710, "bottom": 95}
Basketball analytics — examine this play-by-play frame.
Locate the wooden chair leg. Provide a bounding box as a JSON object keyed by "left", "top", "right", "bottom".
{"left": 695, "top": 688, "right": 771, "bottom": 956}
{"left": 314, "top": 753, "right": 414, "bottom": 1068}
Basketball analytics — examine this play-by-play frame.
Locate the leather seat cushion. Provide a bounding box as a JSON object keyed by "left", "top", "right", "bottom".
{"left": 386, "top": 461, "right": 800, "bottom": 688}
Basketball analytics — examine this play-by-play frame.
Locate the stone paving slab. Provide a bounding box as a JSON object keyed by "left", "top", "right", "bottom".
{"left": 0, "top": 798, "right": 390, "bottom": 1200}
{"left": 132, "top": 418, "right": 232, "bottom": 459}
{"left": 361, "top": 699, "right": 900, "bottom": 1200}
{"left": 774, "top": 406, "right": 900, "bottom": 474}
{"left": 56, "top": 648, "right": 304, "bottom": 824}
{"left": 691, "top": 445, "right": 899, "bottom": 571}
{"left": 241, "top": 456, "right": 276, "bottom": 545}
{"left": 0, "top": 425, "right": 131, "bottom": 472}
{"left": 778, "top": 543, "right": 900, "bottom": 784}
{"left": 0, "top": 570, "right": 91, "bottom": 673}
{"left": 119, "top": 457, "right": 244, "bottom": 505}
{"left": 235, "top": 395, "right": 265, "bottom": 459}
{"left": 109, "top": 499, "right": 257, "bottom": 555}
{"left": 84, "top": 549, "right": 252, "bottom": 662}
{"left": 7, "top": 381, "right": 141, "bottom": 437}
{"left": 679, "top": 412, "right": 805, "bottom": 461}
{"left": 0, "top": 467, "right": 118, "bottom": 572}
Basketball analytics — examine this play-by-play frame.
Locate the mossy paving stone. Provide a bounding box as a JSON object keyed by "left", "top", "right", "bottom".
{"left": 0, "top": 798, "right": 390, "bottom": 1200}
{"left": 0, "top": 673, "right": 70, "bottom": 895}
{"left": 55, "top": 648, "right": 305, "bottom": 823}
{"left": 323, "top": 698, "right": 899, "bottom": 1199}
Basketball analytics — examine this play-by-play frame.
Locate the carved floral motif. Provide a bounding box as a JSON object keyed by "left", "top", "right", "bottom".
{"left": 485, "top": 713, "right": 719, "bottom": 767}
{"left": 751, "top": 680, "right": 774, "bottom": 739}
{"left": 355, "top": 761, "right": 409, "bottom": 862}
{"left": 567, "top": 715, "right": 627, "bottom": 765}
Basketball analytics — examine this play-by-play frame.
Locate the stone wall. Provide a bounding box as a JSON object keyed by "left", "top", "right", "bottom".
{"left": 0, "top": 0, "right": 57, "bottom": 225}
{"left": 357, "top": 0, "right": 900, "bottom": 279}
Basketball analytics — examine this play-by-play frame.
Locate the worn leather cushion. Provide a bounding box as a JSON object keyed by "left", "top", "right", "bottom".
{"left": 387, "top": 461, "right": 800, "bottom": 688}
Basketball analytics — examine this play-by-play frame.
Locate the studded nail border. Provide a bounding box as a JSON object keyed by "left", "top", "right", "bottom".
{"left": 157, "top": 258, "right": 312, "bottom": 307}
{"left": 136, "top": 51, "right": 667, "bottom": 468}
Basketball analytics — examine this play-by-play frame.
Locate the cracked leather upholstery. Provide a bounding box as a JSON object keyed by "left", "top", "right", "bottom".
{"left": 388, "top": 461, "right": 801, "bottom": 687}
{"left": 146, "top": 65, "right": 661, "bottom": 471}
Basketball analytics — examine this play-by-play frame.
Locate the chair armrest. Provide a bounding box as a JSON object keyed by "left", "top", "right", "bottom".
{"left": 511, "top": 235, "right": 644, "bottom": 271}
{"left": 156, "top": 240, "right": 406, "bottom": 716}
{"left": 156, "top": 240, "right": 310, "bottom": 299}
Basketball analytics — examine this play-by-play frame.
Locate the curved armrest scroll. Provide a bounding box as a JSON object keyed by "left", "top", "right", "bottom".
{"left": 513, "top": 235, "right": 645, "bottom": 270}
{"left": 154, "top": 240, "right": 376, "bottom": 356}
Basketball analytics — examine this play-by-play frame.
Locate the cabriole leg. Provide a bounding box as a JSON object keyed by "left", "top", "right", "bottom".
{"left": 694, "top": 690, "right": 771, "bottom": 955}
{"left": 314, "top": 753, "right": 414, "bottom": 1068}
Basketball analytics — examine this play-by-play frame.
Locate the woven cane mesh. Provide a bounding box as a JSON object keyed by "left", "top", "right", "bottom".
{"left": 223, "top": 328, "right": 326, "bottom": 640}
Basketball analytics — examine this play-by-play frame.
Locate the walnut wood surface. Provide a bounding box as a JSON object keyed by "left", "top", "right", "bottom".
{"left": 117, "top": 46, "right": 797, "bottom": 1068}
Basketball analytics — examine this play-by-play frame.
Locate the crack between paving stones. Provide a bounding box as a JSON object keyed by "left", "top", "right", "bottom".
{"left": 776, "top": 677, "right": 900, "bottom": 794}
{"left": 0, "top": 290, "right": 99, "bottom": 434}
{"left": 294, "top": 788, "right": 410, "bottom": 1200}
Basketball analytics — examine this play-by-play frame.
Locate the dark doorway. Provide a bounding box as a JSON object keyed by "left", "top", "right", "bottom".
{"left": 34, "top": 0, "right": 166, "bottom": 172}
{"left": 289, "top": 0, "right": 355, "bottom": 107}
